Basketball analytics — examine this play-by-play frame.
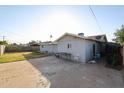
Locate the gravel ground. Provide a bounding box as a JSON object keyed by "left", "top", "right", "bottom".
{"left": 29, "top": 56, "right": 124, "bottom": 88}
{"left": 0, "top": 60, "right": 50, "bottom": 88}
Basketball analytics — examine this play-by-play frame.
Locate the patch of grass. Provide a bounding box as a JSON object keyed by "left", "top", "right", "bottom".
{"left": 0, "top": 52, "right": 48, "bottom": 63}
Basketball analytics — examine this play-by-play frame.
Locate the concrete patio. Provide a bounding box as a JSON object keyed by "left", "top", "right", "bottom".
{"left": 29, "top": 56, "right": 124, "bottom": 88}
{"left": 0, "top": 56, "right": 123, "bottom": 88}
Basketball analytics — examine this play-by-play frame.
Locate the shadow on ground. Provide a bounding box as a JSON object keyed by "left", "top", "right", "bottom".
{"left": 23, "top": 52, "right": 48, "bottom": 60}
{"left": 26, "top": 56, "right": 124, "bottom": 88}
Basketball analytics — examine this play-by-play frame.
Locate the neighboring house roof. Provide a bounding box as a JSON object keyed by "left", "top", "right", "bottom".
{"left": 86, "top": 34, "right": 107, "bottom": 42}
{"left": 30, "top": 44, "right": 40, "bottom": 46}
{"left": 55, "top": 33, "right": 107, "bottom": 43}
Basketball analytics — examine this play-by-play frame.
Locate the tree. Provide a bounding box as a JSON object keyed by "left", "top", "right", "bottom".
{"left": 114, "top": 25, "right": 124, "bottom": 45}
{"left": 29, "top": 40, "right": 38, "bottom": 45}
{"left": 28, "top": 40, "right": 42, "bottom": 46}
{"left": 0, "top": 41, "right": 8, "bottom": 45}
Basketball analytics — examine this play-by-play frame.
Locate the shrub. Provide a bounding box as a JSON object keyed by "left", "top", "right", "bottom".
{"left": 0, "top": 41, "right": 8, "bottom": 45}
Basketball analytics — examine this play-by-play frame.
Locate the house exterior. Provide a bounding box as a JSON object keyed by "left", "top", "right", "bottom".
{"left": 30, "top": 44, "right": 40, "bottom": 51}
{"left": 55, "top": 33, "right": 107, "bottom": 62}
{"left": 40, "top": 33, "right": 107, "bottom": 63}
{"left": 40, "top": 42, "right": 57, "bottom": 54}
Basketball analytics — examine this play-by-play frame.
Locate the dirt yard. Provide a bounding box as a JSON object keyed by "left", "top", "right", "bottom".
{"left": 29, "top": 56, "right": 124, "bottom": 88}
{"left": 0, "top": 60, "right": 50, "bottom": 88}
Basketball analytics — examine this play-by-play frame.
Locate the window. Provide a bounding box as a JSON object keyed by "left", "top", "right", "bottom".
{"left": 67, "top": 44, "right": 69, "bottom": 48}
{"left": 96, "top": 36, "right": 101, "bottom": 39}
{"left": 93, "top": 44, "right": 95, "bottom": 56}
{"left": 42, "top": 45, "right": 44, "bottom": 48}
{"left": 67, "top": 43, "right": 71, "bottom": 48}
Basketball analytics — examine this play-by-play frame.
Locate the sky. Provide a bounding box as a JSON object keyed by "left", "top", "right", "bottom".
{"left": 0, "top": 5, "right": 124, "bottom": 43}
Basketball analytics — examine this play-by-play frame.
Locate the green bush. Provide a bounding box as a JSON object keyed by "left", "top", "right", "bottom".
{"left": 0, "top": 41, "right": 8, "bottom": 45}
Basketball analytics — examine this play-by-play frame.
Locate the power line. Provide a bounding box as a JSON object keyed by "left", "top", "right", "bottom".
{"left": 0, "top": 28, "right": 29, "bottom": 43}
{"left": 89, "top": 5, "right": 103, "bottom": 34}
{"left": 0, "top": 27, "right": 26, "bottom": 38}
{"left": 5, "top": 37, "right": 23, "bottom": 43}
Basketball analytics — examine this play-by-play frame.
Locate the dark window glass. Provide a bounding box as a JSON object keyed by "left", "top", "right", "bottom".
{"left": 42, "top": 45, "right": 44, "bottom": 48}
{"left": 67, "top": 43, "right": 71, "bottom": 48}
{"left": 67, "top": 44, "right": 69, "bottom": 48}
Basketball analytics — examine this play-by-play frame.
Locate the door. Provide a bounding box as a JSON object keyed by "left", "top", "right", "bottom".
{"left": 93, "top": 44, "right": 96, "bottom": 57}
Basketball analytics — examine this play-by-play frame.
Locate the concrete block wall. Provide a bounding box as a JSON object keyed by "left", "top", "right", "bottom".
{"left": 0, "top": 45, "right": 5, "bottom": 56}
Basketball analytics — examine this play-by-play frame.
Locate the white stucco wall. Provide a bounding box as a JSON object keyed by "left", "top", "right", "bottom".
{"left": 40, "top": 43, "right": 57, "bottom": 54}
{"left": 57, "top": 35, "right": 100, "bottom": 62}
{"left": 84, "top": 41, "right": 100, "bottom": 62}
{"left": 57, "top": 35, "right": 86, "bottom": 62}
{"left": 40, "top": 35, "right": 101, "bottom": 62}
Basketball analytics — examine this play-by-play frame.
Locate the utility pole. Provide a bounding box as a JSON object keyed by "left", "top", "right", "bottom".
{"left": 0, "top": 36, "right": 6, "bottom": 41}
{"left": 3, "top": 36, "right": 5, "bottom": 41}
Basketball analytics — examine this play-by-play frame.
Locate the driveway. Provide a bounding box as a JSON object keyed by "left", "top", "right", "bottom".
{"left": 0, "top": 56, "right": 123, "bottom": 88}
{"left": 0, "top": 61, "right": 50, "bottom": 88}
{"left": 29, "top": 56, "right": 124, "bottom": 88}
